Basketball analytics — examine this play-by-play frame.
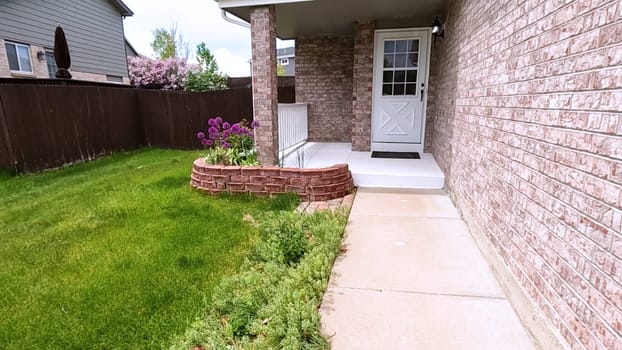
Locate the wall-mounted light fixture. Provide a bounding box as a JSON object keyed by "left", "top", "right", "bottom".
{"left": 36, "top": 50, "right": 45, "bottom": 61}
{"left": 431, "top": 17, "right": 444, "bottom": 46}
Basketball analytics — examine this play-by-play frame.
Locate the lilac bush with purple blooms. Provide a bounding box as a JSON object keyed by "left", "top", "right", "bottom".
{"left": 197, "top": 117, "right": 258, "bottom": 165}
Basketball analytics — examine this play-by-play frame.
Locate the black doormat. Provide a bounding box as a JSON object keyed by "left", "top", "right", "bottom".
{"left": 371, "top": 151, "right": 421, "bottom": 159}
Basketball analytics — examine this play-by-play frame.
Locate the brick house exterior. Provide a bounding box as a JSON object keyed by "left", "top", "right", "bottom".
{"left": 216, "top": 0, "right": 622, "bottom": 348}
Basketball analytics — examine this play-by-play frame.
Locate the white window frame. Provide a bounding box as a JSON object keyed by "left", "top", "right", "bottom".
{"left": 279, "top": 58, "right": 289, "bottom": 65}
{"left": 5, "top": 41, "right": 33, "bottom": 74}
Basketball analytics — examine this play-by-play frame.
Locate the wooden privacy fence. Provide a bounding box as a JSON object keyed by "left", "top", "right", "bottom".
{"left": 0, "top": 80, "right": 295, "bottom": 173}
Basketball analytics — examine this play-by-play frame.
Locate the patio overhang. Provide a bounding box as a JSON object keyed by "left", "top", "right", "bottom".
{"left": 216, "top": 0, "right": 447, "bottom": 39}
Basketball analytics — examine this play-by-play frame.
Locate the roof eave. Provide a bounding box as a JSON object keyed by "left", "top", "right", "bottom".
{"left": 112, "top": 0, "right": 134, "bottom": 16}
{"left": 215, "top": 0, "right": 315, "bottom": 9}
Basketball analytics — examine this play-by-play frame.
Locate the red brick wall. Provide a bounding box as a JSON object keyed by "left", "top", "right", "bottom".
{"left": 352, "top": 22, "right": 375, "bottom": 151}
{"left": 190, "top": 159, "right": 354, "bottom": 202}
{"left": 431, "top": 0, "right": 622, "bottom": 348}
{"left": 251, "top": 6, "right": 279, "bottom": 166}
{"left": 296, "top": 35, "right": 353, "bottom": 142}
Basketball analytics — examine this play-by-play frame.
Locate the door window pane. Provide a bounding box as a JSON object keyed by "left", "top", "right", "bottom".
{"left": 407, "top": 53, "right": 418, "bottom": 68}
{"left": 384, "top": 40, "right": 395, "bottom": 53}
{"left": 380, "top": 38, "right": 420, "bottom": 96}
{"left": 383, "top": 71, "right": 393, "bottom": 83}
{"left": 395, "top": 40, "right": 408, "bottom": 52}
{"left": 394, "top": 70, "right": 406, "bottom": 83}
{"left": 383, "top": 54, "right": 394, "bottom": 68}
{"left": 394, "top": 84, "right": 405, "bottom": 95}
{"left": 382, "top": 84, "right": 393, "bottom": 96}
{"left": 395, "top": 54, "right": 407, "bottom": 68}
{"left": 408, "top": 40, "right": 419, "bottom": 52}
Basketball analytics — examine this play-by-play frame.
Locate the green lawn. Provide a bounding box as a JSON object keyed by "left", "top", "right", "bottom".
{"left": 0, "top": 149, "right": 295, "bottom": 349}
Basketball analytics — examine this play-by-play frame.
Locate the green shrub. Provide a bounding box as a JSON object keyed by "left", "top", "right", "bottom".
{"left": 171, "top": 210, "right": 347, "bottom": 350}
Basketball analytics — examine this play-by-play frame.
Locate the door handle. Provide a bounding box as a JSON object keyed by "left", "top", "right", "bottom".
{"left": 420, "top": 83, "right": 425, "bottom": 102}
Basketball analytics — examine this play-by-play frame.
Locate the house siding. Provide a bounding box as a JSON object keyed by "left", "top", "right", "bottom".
{"left": 296, "top": 35, "right": 353, "bottom": 142}
{"left": 430, "top": 0, "right": 622, "bottom": 349}
{"left": 0, "top": 0, "right": 129, "bottom": 78}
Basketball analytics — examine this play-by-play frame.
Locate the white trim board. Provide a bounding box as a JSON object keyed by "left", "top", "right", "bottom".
{"left": 216, "top": 0, "right": 315, "bottom": 9}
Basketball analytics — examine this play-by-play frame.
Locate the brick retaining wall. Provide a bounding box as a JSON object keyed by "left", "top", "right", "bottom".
{"left": 190, "top": 158, "right": 354, "bottom": 201}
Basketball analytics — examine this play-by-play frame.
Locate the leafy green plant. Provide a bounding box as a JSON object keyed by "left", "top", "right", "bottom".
{"left": 171, "top": 210, "right": 348, "bottom": 350}
{"left": 197, "top": 118, "right": 259, "bottom": 166}
{"left": 185, "top": 43, "right": 228, "bottom": 92}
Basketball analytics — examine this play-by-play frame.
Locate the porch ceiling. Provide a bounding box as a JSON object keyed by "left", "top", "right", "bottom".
{"left": 217, "top": 0, "right": 447, "bottom": 39}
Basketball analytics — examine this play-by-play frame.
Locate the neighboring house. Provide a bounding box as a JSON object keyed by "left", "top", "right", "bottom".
{"left": 125, "top": 38, "right": 139, "bottom": 58}
{"left": 0, "top": 0, "right": 133, "bottom": 83}
{"left": 276, "top": 46, "right": 295, "bottom": 76}
{"left": 216, "top": 1, "right": 622, "bottom": 349}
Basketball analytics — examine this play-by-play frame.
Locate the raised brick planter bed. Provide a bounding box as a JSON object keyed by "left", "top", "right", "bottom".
{"left": 190, "top": 158, "right": 354, "bottom": 201}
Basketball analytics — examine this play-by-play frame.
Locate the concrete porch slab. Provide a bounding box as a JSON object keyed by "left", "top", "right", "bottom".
{"left": 281, "top": 142, "right": 445, "bottom": 189}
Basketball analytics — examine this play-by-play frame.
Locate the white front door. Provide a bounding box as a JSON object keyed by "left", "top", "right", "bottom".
{"left": 371, "top": 29, "right": 430, "bottom": 152}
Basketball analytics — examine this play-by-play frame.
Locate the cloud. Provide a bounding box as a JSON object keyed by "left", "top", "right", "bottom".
{"left": 213, "top": 48, "right": 250, "bottom": 77}
{"left": 122, "top": 0, "right": 294, "bottom": 76}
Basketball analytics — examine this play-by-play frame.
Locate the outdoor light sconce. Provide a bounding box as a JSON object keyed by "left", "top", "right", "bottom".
{"left": 36, "top": 50, "right": 46, "bottom": 61}
{"left": 431, "top": 17, "right": 444, "bottom": 46}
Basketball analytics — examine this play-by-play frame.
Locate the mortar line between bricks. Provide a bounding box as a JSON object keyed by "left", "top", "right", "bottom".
{"left": 330, "top": 286, "right": 508, "bottom": 301}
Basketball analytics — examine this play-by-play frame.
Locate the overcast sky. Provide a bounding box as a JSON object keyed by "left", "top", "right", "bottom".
{"left": 122, "top": 0, "right": 293, "bottom": 77}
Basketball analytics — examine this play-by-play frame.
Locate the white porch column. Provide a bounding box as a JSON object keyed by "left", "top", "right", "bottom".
{"left": 250, "top": 5, "right": 279, "bottom": 166}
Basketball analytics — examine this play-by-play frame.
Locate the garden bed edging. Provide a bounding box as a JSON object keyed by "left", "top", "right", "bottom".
{"left": 190, "top": 158, "right": 354, "bottom": 201}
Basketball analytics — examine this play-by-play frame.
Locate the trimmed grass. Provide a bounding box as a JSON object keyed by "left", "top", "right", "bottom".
{"left": 0, "top": 149, "right": 296, "bottom": 349}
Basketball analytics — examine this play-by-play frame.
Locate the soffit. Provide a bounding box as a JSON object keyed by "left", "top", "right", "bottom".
{"left": 220, "top": 0, "right": 447, "bottom": 39}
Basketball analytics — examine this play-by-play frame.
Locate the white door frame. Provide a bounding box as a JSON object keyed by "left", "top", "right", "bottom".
{"left": 371, "top": 28, "right": 432, "bottom": 153}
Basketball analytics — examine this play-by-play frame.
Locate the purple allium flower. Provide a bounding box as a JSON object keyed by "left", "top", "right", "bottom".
{"left": 201, "top": 138, "right": 210, "bottom": 146}
{"left": 222, "top": 122, "right": 231, "bottom": 130}
{"left": 208, "top": 118, "right": 217, "bottom": 127}
{"left": 215, "top": 117, "right": 223, "bottom": 125}
{"left": 197, "top": 131, "right": 205, "bottom": 139}
{"left": 208, "top": 126, "right": 219, "bottom": 135}
{"left": 206, "top": 139, "right": 214, "bottom": 146}
{"left": 221, "top": 141, "right": 230, "bottom": 149}
{"left": 231, "top": 123, "right": 241, "bottom": 133}
{"left": 250, "top": 120, "right": 259, "bottom": 128}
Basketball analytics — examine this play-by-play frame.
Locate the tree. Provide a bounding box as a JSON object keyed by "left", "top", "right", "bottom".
{"left": 184, "top": 42, "right": 228, "bottom": 92}
{"left": 151, "top": 27, "right": 176, "bottom": 59}
{"left": 277, "top": 62, "right": 286, "bottom": 76}
{"left": 150, "top": 23, "right": 190, "bottom": 60}
{"left": 128, "top": 56, "right": 190, "bottom": 90}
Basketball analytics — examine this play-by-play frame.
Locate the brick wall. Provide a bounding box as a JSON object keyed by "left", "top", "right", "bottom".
{"left": 190, "top": 158, "right": 354, "bottom": 201}
{"left": 296, "top": 35, "right": 353, "bottom": 142}
{"left": 351, "top": 22, "right": 374, "bottom": 151}
{"left": 431, "top": 0, "right": 622, "bottom": 349}
{"left": 251, "top": 5, "right": 279, "bottom": 166}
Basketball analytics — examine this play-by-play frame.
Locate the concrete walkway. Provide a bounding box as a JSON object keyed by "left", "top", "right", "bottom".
{"left": 320, "top": 189, "right": 537, "bottom": 349}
